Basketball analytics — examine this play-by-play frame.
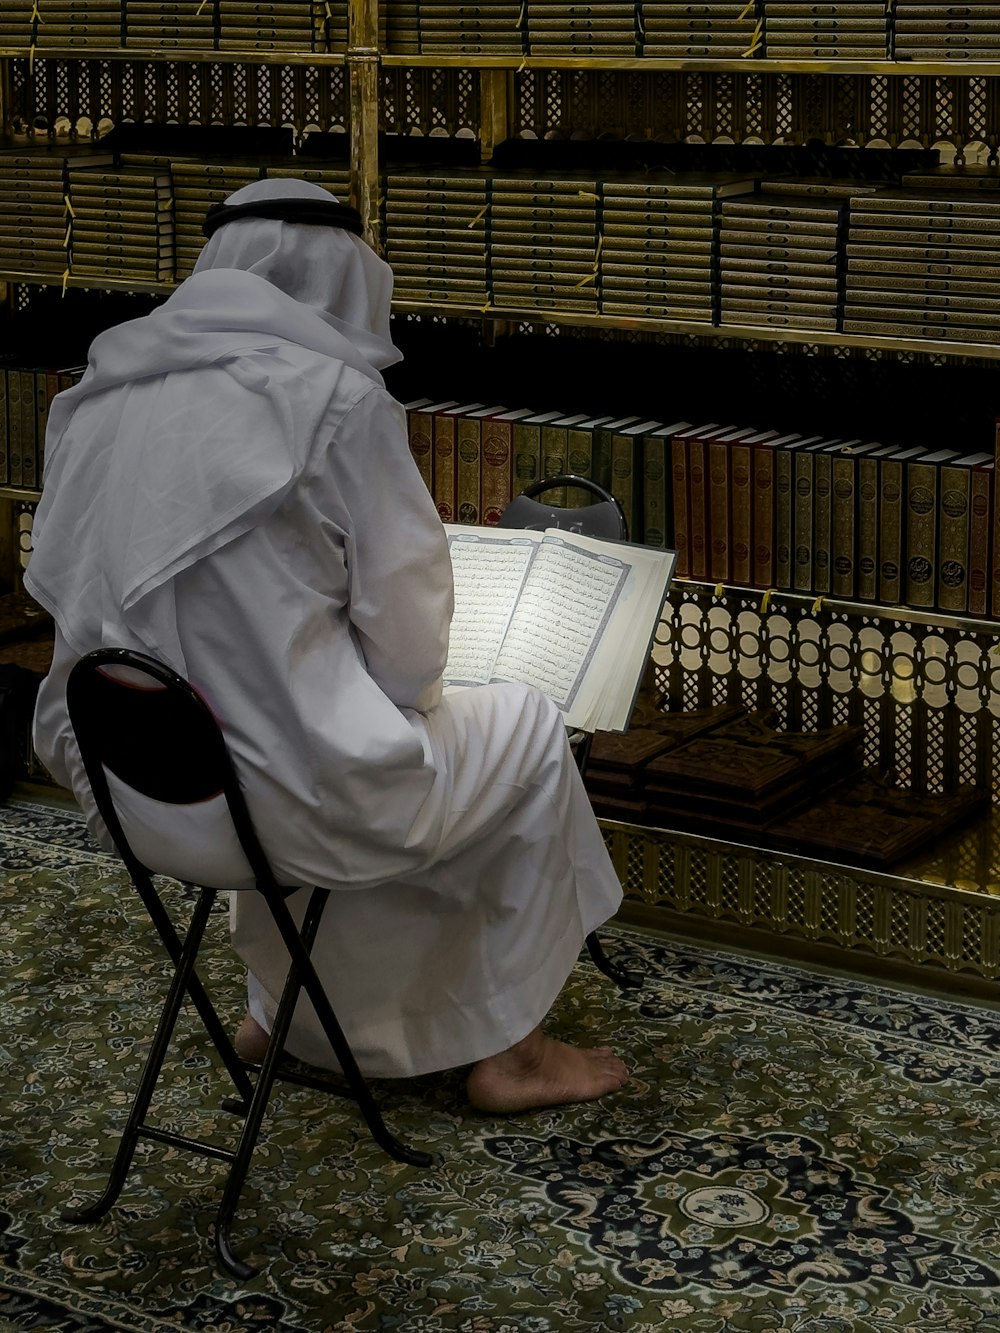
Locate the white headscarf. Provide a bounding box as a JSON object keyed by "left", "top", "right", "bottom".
{"left": 193, "top": 176, "right": 399, "bottom": 373}
{"left": 25, "top": 178, "right": 403, "bottom": 657}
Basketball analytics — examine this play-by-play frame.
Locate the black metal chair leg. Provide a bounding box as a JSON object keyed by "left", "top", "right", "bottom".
{"left": 571, "top": 733, "right": 643, "bottom": 991}
{"left": 62, "top": 885, "right": 220, "bottom": 1224}
{"left": 268, "top": 889, "right": 433, "bottom": 1168}
{"left": 213, "top": 888, "right": 431, "bottom": 1277}
{"left": 585, "top": 930, "right": 644, "bottom": 990}
{"left": 134, "top": 873, "right": 255, "bottom": 1106}
{"left": 214, "top": 889, "right": 329, "bottom": 1277}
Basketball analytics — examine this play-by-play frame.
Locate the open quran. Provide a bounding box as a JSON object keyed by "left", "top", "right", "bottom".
{"left": 444, "top": 525, "right": 676, "bottom": 733}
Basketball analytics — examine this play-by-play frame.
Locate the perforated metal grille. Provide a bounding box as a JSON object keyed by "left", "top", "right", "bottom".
{"left": 652, "top": 584, "right": 1000, "bottom": 800}
{"left": 500, "top": 68, "right": 1000, "bottom": 148}
{"left": 10, "top": 56, "right": 348, "bottom": 135}
{"left": 609, "top": 821, "right": 1000, "bottom": 981}
{"left": 603, "top": 581, "right": 1000, "bottom": 983}
{"left": 379, "top": 66, "right": 478, "bottom": 137}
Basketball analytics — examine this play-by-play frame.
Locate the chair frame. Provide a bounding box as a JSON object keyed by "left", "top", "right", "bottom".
{"left": 499, "top": 475, "right": 643, "bottom": 993}
{"left": 62, "top": 647, "right": 431, "bottom": 1280}
{"left": 499, "top": 472, "right": 630, "bottom": 541}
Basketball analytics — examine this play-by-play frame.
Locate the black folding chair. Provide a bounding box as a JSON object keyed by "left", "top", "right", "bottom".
{"left": 498, "top": 474, "right": 642, "bottom": 991}
{"left": 61, "top": 647, "right": 431, "bottom": 1280}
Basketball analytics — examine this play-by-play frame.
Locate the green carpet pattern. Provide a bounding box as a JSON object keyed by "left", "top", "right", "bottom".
{"left": 2, "top": 798, "right": 1000, "bottom": 1332}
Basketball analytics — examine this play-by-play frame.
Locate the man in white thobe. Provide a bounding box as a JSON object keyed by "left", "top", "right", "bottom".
{"left": 25, "top": 178, "right": 628, "bottom": 1112}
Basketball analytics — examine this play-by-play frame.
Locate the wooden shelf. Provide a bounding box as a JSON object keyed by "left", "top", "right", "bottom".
{"left": 0, "top": 270, "right": 175, "bottom": 296}
{"left": 1, "top": 274, "right": 995, "bottom": 362}
{"left": 390, "top": 300, "right": 1000, "bottom": 362}
{"left": 381, "top": 54, "right": 1000, "bottom": 75}
{"left": 0, "top": 45, "right": 347, "bottom": 66}
{"left": 5, "top": 47, "right": 1000, "bottom": 75}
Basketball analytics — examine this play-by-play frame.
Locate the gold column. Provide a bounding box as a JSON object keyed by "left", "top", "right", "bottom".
{"left": 349, "top": 0, "right": 381, "bottom": 252}
{"left": 479, "top": 68, "right": 511, "bottom": 163}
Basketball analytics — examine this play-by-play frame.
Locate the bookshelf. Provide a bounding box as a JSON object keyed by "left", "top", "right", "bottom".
{"left": 2, "top": 4, "right": 1000, "bottom": 991}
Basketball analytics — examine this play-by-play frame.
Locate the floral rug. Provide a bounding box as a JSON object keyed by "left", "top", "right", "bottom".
{"left": 2, "top": 798, "right": 1000, "bottom": 1332}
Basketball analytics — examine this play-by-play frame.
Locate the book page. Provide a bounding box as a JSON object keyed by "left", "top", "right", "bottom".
{"left": 491, "top": 535, "right": 628, "bottom": 710}
{"left": 443, "top": 528, "right": 539, "bottom": 685}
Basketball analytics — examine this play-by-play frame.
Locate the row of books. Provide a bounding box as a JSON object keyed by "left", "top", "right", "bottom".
{"left": 0, "top": 363, "right": 84, "bottom": 491}
{"left": 403, "top": 397, "right": 998, "bottom": 618}
{"left": 0, "top": 1, "right": 348, "bottom": 53}
{"left": 0, "top": 363, "right": 994, "bottom": 621}
{"left": 0, "top": 145, "right": 350, "bottom": 281}
{"left": 760, "top": 0, "right": 1000, "bottom": 61}
{"left": 11, "top": 145, "right": 1000, "bottom": 347}
{"left": 386, "top": 165, "right": 1000, "bottom": 345}
{"left": 384, "top": 0, "right": 1000, "bottom": 60}
{"left": 3, "top": 0, "right": 995, "bottom": 60}
{"left": 583, "top": 702, "right": 990, "bottom": 864}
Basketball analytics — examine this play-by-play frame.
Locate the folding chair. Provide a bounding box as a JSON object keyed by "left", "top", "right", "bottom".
{"left": 499, "top": 474, "right": 642, "bottom": 992}
{"left": 61, "top": 647, "right": 432, "bottom": 1280}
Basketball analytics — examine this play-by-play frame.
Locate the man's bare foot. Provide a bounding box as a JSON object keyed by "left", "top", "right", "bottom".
{"left": 466, "top": 1026, "right": 628, "bottom": 1113}
{"left": 234, "top": 1011, "right": 270, "bottom": 1062}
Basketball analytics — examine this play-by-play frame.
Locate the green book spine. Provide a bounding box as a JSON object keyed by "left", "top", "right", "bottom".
{"left": 856, "top": 454, "right": 880, "bottom": 602}
{"left": 775, "top": 444, "right": 795, "bottom": 591}
{"left": 707, "top": 436, "right": 732, "bottom": 583}
{"left": 406, "top": 405, "right": 434, "bottom": 496}
{"left": 512, "top": 420, "right": 542, "bottom": 495}
{"left": 879, "top": 454, "right": 906, "bottom": 607}
{"left": 968, "top": 461, "right": 992, "bottom": 619}
{"left": 812, "top": 448, "right": 833, "bottom": 597}
{"left": 0, "top": 369, "right": 8, "bottom": 487}
{"left": 793, "top": 448, "right": 815, "bottom": 594}
{"left": 830, "top": 453, "right": 857, "bottom": 600}
{"left": 433, "top": 413, "right": 458, "bottom": 523}
{"left": 610, "top": 432, "right": 642, "bottom": 543}
{"left": 456, "top": 416, "right": 483, "bottom": 526}
{"left": 7, "top": 368, "right": 22, "bottom": 488}
{"left": 643, "top": 435, "right": 668, "bottom": 550}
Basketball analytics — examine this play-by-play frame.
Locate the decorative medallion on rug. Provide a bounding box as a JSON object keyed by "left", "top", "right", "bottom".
{"left": 3, "top": 798, "right": 1000, "bottom": 1333}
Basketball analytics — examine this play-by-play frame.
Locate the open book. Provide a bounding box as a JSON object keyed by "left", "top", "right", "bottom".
{"left": 444, "top": 525, "right": 677, "bottom": 734}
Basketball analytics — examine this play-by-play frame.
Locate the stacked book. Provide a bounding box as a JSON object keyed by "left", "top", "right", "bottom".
{"left": 426, "top": 3, "right": 522, "bottom": 53}
{"left": 0, "top": 145, "right": 112, "bottom": 277}
{"left": 600, "top": 171, "right": 756, "bottom": 322}
{"left": 584, "top": 703, "right": 746, "bottom": 823}
{"left": 643, "top": 710, "right": 866, "bottom": 842}
{"left": 842, "top": 185, "right": 1000, "bottom": 347}
{"left": 0, "top": 2, "right": 33, "bottom": 48}
{"left": 123, "top": 1, "right": 215, "bottom": 49}
{"left": 490, "top": 171, "right": 601, "bottom": 314}
{"left": 264, "top": 159, "right": 351, "bottom": 201}
{"left": 718, "top": 178, "right": 862, "bottom": 333}
{"left": 217, "top": 0, "right": 316, "bottom": 51}
{"left": 893, "top": 0, "right": 1000, "bottom": 59}
{"left": 384, "top": 2, "right": 522, "bottom": 53}
{"left": 0, "top": 361, "right": 84, "bottom": 490}
{"left": 767, "top": 771, "right": 991, "bottom": 869}
{"left": 382, "top": 1, "right": 420, "bottom": 51}
{"left": 524, "top": 2, "right": 637, "bottom": 56}
{"left": 315, "top": 0, "right": 350, "bottom": 49}
{"left": 384, "top": 169, "right": 491, "bottom": 307}
{"left": 3, "top": 0, "right": 122, "bottom": 50}
{"left": 68, "top": 163, "right": 175, "bottom": 283}
{"left": 169, "top": 159, "right": 267, "bottom": 278}
{"left": 761, "top": 0, "right": 891, "bottom": 57}
{"left": 640, "top": 0, "right": 759, "bottom": 58}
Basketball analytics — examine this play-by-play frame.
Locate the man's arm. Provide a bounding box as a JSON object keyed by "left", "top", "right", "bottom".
{"left": 333, "top": 386, "right": 454, "bottom": 712}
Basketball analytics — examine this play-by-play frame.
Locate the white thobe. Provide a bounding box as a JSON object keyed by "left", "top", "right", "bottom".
{"left": 33, "top": 364, "right": 623, "bottom": 1079}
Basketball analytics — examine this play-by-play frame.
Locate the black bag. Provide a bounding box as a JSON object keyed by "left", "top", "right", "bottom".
{"left": 0, "top": 664, "right": 40, "bottom": 801}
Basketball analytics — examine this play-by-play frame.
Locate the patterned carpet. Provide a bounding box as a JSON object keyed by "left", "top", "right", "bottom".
{"left": 3, "top": 798, "right": 1000, "bottom": 1332}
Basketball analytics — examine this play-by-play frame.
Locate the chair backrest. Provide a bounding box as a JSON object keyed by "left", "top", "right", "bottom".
{"left": 497, "top": 474, "right": 628, "bottom": 542}
{"left": 66, "top": 648, "right": 276, "bottom": 888}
